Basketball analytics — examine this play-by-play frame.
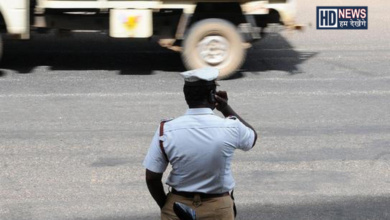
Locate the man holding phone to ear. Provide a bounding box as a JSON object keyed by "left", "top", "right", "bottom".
{"left": 143, "top": 67, "right": 258, "bottom": 220}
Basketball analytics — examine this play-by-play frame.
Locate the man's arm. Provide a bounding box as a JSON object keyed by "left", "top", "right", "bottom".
{"left": 145, "top": 169, "right": 167, "bottom": 209}
{"left": 215, "top": 91, "right": 258, "bottom": 147}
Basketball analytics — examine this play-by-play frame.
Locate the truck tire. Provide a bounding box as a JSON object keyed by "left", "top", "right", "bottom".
{"left": 181, "top": 18, "right": 246, "bottom": 80}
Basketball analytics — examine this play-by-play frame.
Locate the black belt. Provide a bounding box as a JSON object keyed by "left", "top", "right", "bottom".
{"left": 171, "top": 188, "right": 230, "bottom": 199}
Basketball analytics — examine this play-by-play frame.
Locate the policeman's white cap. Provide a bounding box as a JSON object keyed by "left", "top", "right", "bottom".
{"left": 180, "top": 67, "right": 219, "bottom": 83}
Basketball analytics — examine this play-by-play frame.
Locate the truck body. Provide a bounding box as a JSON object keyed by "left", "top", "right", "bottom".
{"left": 0, "top": 0, "right": 298, "bottom": 79}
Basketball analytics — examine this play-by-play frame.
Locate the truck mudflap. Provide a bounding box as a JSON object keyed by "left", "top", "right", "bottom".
{"left": 109, "top": 9, "right": 152, "bottom": 38}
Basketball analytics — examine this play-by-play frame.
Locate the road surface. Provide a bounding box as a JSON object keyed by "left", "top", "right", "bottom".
{"left": 1, "top": 0, "right": 390, "bottom": 219}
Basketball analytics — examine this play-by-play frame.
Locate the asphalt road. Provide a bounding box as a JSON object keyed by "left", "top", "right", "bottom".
{"left": 1, "top": 0, "right": 390, "bottom": 219}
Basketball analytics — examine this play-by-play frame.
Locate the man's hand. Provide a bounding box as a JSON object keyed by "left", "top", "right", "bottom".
{"left": 215, "top": 91, "right": 228, "bottom": 111}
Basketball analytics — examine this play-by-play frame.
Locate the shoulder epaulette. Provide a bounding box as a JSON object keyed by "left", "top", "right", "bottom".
{"left": 160, "top": 118, "right": 174, "bottom": 123}
{"left": 159, "top": 118, "right": 174, "bottom": 162}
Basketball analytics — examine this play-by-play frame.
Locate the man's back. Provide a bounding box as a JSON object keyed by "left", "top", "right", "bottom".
{"left": 146, "top": 108, "right": 255, "bottom": 194}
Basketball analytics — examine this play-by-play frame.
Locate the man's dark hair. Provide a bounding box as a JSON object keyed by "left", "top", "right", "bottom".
{"left": 183, "top": 84, "right": 216, "bottom": 107}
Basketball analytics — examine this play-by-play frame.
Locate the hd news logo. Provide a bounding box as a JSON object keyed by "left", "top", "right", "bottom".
{"left": 317, "top": 7, "right": 368, "bottom": 29}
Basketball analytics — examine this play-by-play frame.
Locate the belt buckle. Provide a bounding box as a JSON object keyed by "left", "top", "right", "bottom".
{"left": 192, "top": 194, "right": 202, "bottom": 207}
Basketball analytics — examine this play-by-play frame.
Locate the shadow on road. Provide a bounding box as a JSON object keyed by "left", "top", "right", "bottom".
{"left": 0, "top": 32, "right": 316, "bottom": 78}
{"left": 0, "top": 34, "right": 186, "bottom": 75}
{"left": 238, "top": 32, "right": 318, "bottom": 79}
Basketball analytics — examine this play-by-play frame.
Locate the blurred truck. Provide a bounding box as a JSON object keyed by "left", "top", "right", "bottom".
{"left": 0, "top": 0, "right": 298, "bottom": 79}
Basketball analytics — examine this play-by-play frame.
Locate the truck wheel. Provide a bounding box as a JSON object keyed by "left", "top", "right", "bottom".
{"left": 181, "top": 18, "right": 246, "bottom": 80}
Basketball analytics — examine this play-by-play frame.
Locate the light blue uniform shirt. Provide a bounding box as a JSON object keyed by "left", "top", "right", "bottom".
{"left": 143, "top": 108, "right": 255, "bottom": 194}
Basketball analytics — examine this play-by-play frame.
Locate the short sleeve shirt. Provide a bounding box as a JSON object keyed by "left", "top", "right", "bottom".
{"left": 143, "top": 108, "right": 255, "bottom": 194}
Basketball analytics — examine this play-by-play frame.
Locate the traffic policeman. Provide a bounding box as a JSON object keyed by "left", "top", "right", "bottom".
{"left": 143, "top": 67, "right": 258, "bottom": 220}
